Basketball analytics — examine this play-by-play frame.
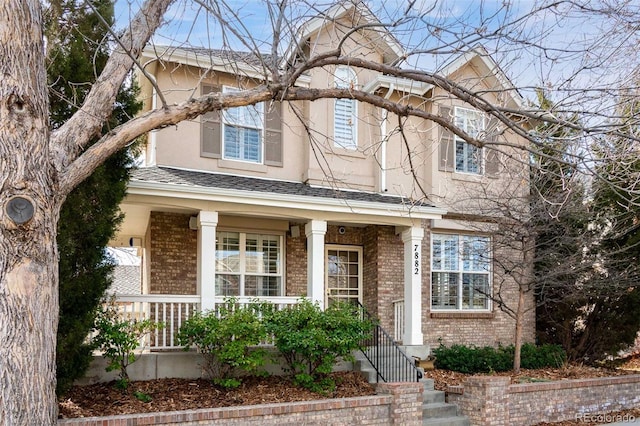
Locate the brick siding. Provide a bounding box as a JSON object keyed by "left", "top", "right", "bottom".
{"left": 149, "top": 212, "right": 534, "bottom": 348}
{"left": 149, "top": 212, "right": 197, "bottom": 294}
{"left": 285, "top": 223, "right": 307, "bottom": 297}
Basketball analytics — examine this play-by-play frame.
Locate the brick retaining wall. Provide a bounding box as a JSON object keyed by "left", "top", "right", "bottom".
{"left": 447, "top": 374, "right": 640, "bottom": 425}
{"left": 58, "top": 382, "right": 423, "bottom": 426}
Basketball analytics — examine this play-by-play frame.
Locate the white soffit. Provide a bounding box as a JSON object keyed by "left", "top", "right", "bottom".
{"left": 127, "top": 180, "right": 446, "bottom": 221}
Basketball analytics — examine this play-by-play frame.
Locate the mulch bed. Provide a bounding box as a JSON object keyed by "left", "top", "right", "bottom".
{"left": 58, "top": 371, "right": 375, "bottom": 418}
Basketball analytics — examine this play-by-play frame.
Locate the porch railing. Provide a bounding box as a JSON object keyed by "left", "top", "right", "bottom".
{"left": 109, "top": 294, "right": 304, "bottom": 350}
{"left": 392, "top": 299, "right": 404, "bottom": 342}
{"left": 113, "top": 294, "right": 201, "bottom": 350}
{"left": 356, "top": 301, "right": 422, "bottom": 383}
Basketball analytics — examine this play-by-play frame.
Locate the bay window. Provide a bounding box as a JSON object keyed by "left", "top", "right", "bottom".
{"left": 431, "top": 233, "right": 491, "bottom": 310}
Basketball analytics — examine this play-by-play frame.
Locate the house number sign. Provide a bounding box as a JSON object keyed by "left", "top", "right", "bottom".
{"left": 413, "top": 244, "right": 420, "bottom": 275}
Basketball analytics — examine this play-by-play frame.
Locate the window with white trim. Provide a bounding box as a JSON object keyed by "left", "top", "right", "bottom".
{"left": 215, "top": 231, "right": 282, "bottom": 297}
{"left": 431, "top": 233, "right": 490, "bottom": 310}
{"left": 334, "top": 67, "right": 357, "bottom": 150}
{"left": 454, "top": 107, "right": 484, "bottom": 174}
{"left": 222, "top": 86, "right": 264, "bottom": 163}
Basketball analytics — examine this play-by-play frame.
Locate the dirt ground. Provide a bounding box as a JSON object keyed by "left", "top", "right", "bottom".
{"left": 59, "top": 354, "right": 640, "bottom": 422}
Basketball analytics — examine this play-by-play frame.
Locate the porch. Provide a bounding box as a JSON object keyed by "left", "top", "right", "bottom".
{"left": 108, "top": 294, "right": 304, "bottom": 350}
{"left": 107, "top": 293, "right": 406, "bottom": 350}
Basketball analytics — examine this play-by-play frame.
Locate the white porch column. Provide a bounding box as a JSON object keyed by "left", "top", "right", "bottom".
{"left": 197, "top": 211, "right": 218, "bottom": 312}
{"left": 401, "top": 226, "right": 424, "bottom": 345}
{"left": 305, "top": 220, "right": 327, "bottom": 310}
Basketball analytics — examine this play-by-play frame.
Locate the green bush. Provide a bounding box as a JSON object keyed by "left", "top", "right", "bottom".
{"left": 520, "top": 343, "right": 566, "bottom": 369}
{"left": 264, "top": 300, "right": 373, "bottom": 393}
{"left": 93, "top": 297, "right": 162, "bottom": 388}
{"left": 177, "top": 299, "right": 268, "bottom": 388}
{"left": 432, "top": 343, "right": 566, "bottom": 373}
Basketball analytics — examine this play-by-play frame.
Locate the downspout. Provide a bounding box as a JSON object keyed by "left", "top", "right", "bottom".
{"left": 148, "top": 86, "right": 157, "bottom": 166}
{"left": 380, "top": 84, "right": 395, "bottom": 192}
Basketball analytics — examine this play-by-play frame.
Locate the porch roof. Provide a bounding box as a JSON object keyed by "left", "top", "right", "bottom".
{"left": 131, "top": 166, "right": 440, "bottom": 209}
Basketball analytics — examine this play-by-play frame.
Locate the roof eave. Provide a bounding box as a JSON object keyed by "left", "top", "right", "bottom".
{"left": 127, "top": 179, "right": 447, "bottom": 220}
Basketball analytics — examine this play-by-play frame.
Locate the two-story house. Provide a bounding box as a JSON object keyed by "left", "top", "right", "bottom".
{"left": 110, "top": 2, "right": 534, "bottom": 359}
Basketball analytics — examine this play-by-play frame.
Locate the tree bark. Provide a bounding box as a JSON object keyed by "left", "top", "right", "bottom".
{"left": 513, "top": 288, "right": 525, "bottom": 374}
{"left": 0, "top": 0, "right": 60, "bottom": 423}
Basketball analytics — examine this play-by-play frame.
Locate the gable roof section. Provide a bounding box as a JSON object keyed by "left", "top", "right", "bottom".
{"left": 437, "top": 45, "right": 524, "bottom": 108}
{"left": 129, "top": 166, "right": 445, "bottom": 219}
{"left": 284, "top": 1, "right": 405, "bottom": 66}
{"left": 364, "top": 46, "right": 523, "bottom": 108}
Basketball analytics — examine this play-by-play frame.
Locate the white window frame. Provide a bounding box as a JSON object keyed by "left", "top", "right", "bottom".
{"left": 325, "top": 245, "right": 363, "bottom": 306}
{"left": 215, "top": 230, "right": 284, "bottom": 297}
{"left": 430, "top": 233, "right": 491, "bottom": 311}
{"left": 454, "top": 106, "right": 485, "bottom": 174}
{"left": 221, "top": 86, "right": 264, "bottom": 163}
{"left": 333, "top": 67, "right": 358, "bottom": 150}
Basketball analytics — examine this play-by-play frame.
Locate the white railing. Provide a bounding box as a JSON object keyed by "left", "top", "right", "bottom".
{"left": 211, "top": 296, "right": 303, "bottom": 312}
{"left": 114, "top": 294, "right": 201, "bottom": 350}
{"left": 111, "top": 294, "right": 305, "bottom": 350}
{"left": 393, "top": 299, "right": 404, "bottom": 342}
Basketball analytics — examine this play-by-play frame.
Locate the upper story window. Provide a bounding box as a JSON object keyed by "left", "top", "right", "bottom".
{"left": 200, "top": 84, "right": 283, "bottom": 167}
{"left": 454, "top": 107, "right": 484, "bottom": 174}
{"left": 215, "top": 231, "right": 283, "bottom": 297}
{"left": 431, "top": 233, "right": 491, "bottom": 310}
{"left": 334, "top": 67, "right": 358, "bottom": 150}
{"left": 222, "top": 86, "right": 264, "bottom": 163}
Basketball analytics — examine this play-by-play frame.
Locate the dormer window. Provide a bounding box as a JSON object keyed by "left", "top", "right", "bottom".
{"left": 334, "top": 67, "right": 358, "bottom": 150}
{"left": 222, "top": 86, "right": 264, "bottom": 163}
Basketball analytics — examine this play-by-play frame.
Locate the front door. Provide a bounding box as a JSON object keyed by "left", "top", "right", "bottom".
{"left": 325, "top": 245, "right": 362, "bottom": 306}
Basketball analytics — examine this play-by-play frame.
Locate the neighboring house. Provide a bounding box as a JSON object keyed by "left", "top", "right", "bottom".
{"left": 110, "top": 2, "right": 534, "bottom": 353}
{"left": 109, "top": 264, "right": 142, "bottom": 296}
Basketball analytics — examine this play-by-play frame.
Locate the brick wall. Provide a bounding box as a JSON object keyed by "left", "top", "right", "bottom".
{"left": 58, "top": 383, "right": 424, "bottom": 425}
{"left": 285, "top": 223, "right": 307, "bottom": 297}
{"left": 368, "top": 225, "right": 404, "bottom": 332}
{"left": 362, "top": 225, "right": 379, "bottom": 318}
{"left": 149, "top": 212, "right": 197, "bottom": 294}
{"left": 448, "top": 374, "right": 640, "bottom": 425}
{"left": 147, "top": 212, "right": 534, "bottom": 349}
{"left": 423, "top": 219, "right": 535, "bottom": 348}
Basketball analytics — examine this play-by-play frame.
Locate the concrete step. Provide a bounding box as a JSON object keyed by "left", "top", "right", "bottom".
{"left": 421, "top": 378, "right": 435, "bottom": 391}
{"left": 422, "top": 415, "right": 471, "bottom": 426}
{"left": 423, "top": 402, "right": 459, "bottom": 419}
{"left": 423, "top": 390, "right": 445, "bottom": 404}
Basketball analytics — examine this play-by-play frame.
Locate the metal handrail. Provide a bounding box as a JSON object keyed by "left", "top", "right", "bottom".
{"left": 356, "top": 301, "right": 423, "bottom": 383}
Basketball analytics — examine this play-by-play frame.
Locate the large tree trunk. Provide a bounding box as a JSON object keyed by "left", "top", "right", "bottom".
{"left": 0, "top": 0, "right": 60, "bottom": 423}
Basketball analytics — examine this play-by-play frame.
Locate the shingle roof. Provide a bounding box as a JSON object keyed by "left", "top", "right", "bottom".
{"left": 173, "top": 47, "right": 277, "bottom": 68}
{"left": 131, "top": 166, "right": 435, "bottom": 208}
{"left": 109, "top": 265, "right": 141, "bottom": 295}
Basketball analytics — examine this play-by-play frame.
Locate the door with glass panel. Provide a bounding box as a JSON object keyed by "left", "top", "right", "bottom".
{"left": 325, "top": 246, "right": 362, "bottom": 306}
{"left": 215, "top": 231, "right": 283, "bottom": 297}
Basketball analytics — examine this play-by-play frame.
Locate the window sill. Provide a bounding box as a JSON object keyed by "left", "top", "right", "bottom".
{"left": 218, "top": 159, "right": 268, "bottom": 173}
{"left": 325, "top": 146, "right": 366, "bottom": 159}
{"left": 430, "top": 311, "right": 494, "bottom": 319}
{"left": 451, "top": 172, "right": 484, "bottom": 182}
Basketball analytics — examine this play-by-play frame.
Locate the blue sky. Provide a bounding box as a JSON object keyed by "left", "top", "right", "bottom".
{"left": 114, "top": 0, "right": 640, "bottom": 109}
